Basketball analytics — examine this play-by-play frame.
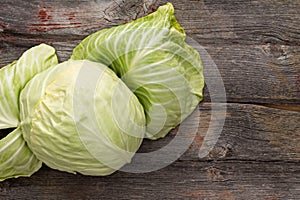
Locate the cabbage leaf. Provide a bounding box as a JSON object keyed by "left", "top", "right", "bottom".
{"left": 0, "top": 44, "right": 58, "bottom": 129}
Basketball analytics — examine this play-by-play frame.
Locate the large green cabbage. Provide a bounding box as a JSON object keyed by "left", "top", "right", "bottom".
{"left": 20, "top": 60, "right": 145, "bottom": 175}
{"left": 0, "top": 46, "right": 145, "bottom": 180}
{"left": 71, "top": 3, "right": 204, "bottom": 139}
{"left": 0, "top": 3, "right": 204, "bottom": 181}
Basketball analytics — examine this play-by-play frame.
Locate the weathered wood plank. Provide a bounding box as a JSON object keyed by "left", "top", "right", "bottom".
{"left": 202, "top": 44, "right": 300, "bottom": 105}
{"left": 0, "top": 0, "right": 158, "bottom": 35}
{"left": 1, "top": 42, "right": 299, "bottom": 105}
{"left": 1, "top": 0, "right": 299, "bottom": 105}
{"left": 138, "top": 102, "right": 300, "bottom": 162}
{"left": 1, "top": 0, "right": 300, "bottom": 46}
{"left": 165, "top": 0, "right": 300, "bottom": 45}
{"left": 1, "top": 103, "right": 298, "bottom": 162}
{"left": 0, "top": 103, "right": 299, "bottom": 199}
{"left": 0, "top": 161, "right": 299, "bottom": 199}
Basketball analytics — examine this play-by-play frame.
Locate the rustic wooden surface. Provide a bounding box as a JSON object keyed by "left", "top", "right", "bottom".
{"left": 0, "top": 0, "right": 299, "bottom": 199}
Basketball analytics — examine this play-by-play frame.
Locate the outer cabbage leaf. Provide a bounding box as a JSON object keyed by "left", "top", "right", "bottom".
{"left": 0, "top": 44, "right": 58, "bottom": 129}
{"left": 0, "top": 44, "right": 56, "bottom": 181}
{"left": 20, "top": 60, "right": 145, "bottom": 175}
{"left": 0, "top": 127, "right": 42, "bottom": 181}
{"left": 71, "top": 3, "right": 204, "bottom": 139}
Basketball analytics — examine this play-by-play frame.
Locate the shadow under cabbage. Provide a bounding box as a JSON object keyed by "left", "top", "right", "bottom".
{"left": 0, "top": 128, "right": 15, "bottom": 140}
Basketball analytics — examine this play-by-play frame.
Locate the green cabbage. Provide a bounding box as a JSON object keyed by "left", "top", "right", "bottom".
{"left": 0, "top": 3, "right": 204, "bottom": 181}
{"left": 71, "top": 3, "right": 204, "bottom": 139}
{"left": 20, "top": 60, "right": 145, "bottom": 175}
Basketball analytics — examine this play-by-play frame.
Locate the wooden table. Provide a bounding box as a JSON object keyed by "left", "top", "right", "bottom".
{"left": 0, "top": 0, "right": 299, "bottom": 199}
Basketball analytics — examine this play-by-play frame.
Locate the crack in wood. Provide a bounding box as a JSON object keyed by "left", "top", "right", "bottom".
{"left": 262, "top": 104, "right": 300, "bottom": 112}
{"left": 224, "top": 101, "right": 300, "bottom": 112}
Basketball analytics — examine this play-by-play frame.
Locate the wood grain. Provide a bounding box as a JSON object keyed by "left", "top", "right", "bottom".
{"left": 1, "top": 0, "right": 299, "bottom": 105}
{"left": 0, "top": 103, "right": 299, "bottom": 199}
{"left": 1, "top": 42, "right": 299, "bottom": 105}
{"left": 139, "top": 103, "right": 300, "bottom": 162}
{"left": 0, "top": 0, "right": 158, "bottom": 35}
{"left": 168, "top": 0, "right": 300, "bottom": 46}
{"left": 202, "top": 44, "right": 300, "bottom": 105}
{"left": 0, "top": 161, "right": 299, "bottom": 200}
{"left": 1, "top": 0, "right": 299, "bottom": 45}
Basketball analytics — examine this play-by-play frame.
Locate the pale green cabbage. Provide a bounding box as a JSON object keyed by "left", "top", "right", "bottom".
{"left": 20, "top": 60, "right": 145, "bottom": 175}
{"left": 0, "top": 3, "right": 204, "bottom": 181}
{"left": 71, "top": 3, "right": 204, "bottom": 139}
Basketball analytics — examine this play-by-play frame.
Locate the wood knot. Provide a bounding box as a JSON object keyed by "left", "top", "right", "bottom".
{"left": 207, "top": 166, "right": 224, "bottom": 181}
{"left": 261, "top": 44, "right": 292, "bottom": 63}
{"left": 208, "top": 144, "right": 233, "bottom": 159}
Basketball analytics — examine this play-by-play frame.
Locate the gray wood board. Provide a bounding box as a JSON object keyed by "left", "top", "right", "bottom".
{"left": 0, "top": 103, "right": 299, "bottom": 199}
{"left": 0, "top": 161, "right": 299, "bottom": 199}
{"left": 1, "top": 0, "right": 299, "bottom": 105}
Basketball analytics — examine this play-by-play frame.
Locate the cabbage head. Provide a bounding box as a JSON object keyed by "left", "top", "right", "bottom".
{"left": 71, "top": 3, "right": 204, "bottom": 139}
{"left": 0, "top": 46, "right": 145, "bottom": 180}
{"left": 20, "top": 59, "right": 145, "bottom": 176}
